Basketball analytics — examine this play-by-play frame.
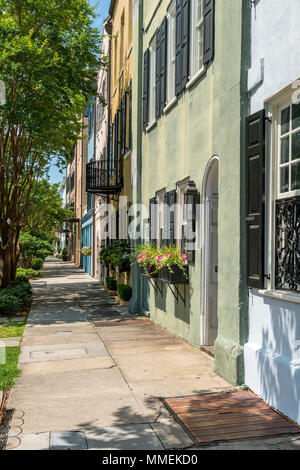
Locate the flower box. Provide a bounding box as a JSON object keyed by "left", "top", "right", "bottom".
{"left": 157, "top": 265, "right": 189, "bottom": 285}
{"left": 140, "top": 265, "right": 158, "bottom": 279}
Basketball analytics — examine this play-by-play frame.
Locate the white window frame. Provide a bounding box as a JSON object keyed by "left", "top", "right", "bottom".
{"left": 277, "top": 101, "right": 300, "bottom": 199}
{"left": 148, "top": 36, "right": 156, "bottom": 126}
{"left": 264, "top": 86, "right": 300, "bottom": 295}
{"left": 166, "top": 1, "right": 176, "bottom": 106}
{"left": 157, "top": 190, "right": 166, "bottom": 247}
{"left": 189, "top": 0, "right": 204, "bottom": 79}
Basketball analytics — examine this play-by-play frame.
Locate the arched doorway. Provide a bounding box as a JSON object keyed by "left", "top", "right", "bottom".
{"left": 201, "top": 157, "right": 219, "bottom": 347}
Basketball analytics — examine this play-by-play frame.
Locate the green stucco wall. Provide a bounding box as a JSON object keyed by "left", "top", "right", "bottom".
{"left": 132, "top": 0, "right": 251, "bottom": 385}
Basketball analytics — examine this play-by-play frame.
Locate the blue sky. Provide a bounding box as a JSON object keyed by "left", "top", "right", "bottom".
{"left": 49, "top": 0, "right": 111, "bottom": 185}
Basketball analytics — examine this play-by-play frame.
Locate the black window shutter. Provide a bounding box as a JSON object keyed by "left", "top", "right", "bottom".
{"left": 143, "top": 49, "right": 150, "bottom": 131}
{"left": 169, "top": 190, "right": 177, "bottom": 246}
{"left": 160, "top": 17, "right": 168, "bottom": 114}
{"left": 129, "top": 81, "right": 132, "bottom": 149}
{"left": 175, "top": 0, "right": 182, "bottom": 96}
{"left": 121, "top": 93, "right": 127, "bottom": 155}
{"left": 181, "top": 0, "right": 190, "bottom": 89}
{"left": 114, "top": 110, "right": 120, "bottom": 169}
{"left": 155, "top": 27, "right": 162, "bottom": 120}
{"left": 149, "top": 198, "right": 158, "bottom": 243}
{"left": 246, "top": 110, "right": 265, "bottom": 289}
{"left": 203, "top": 0, "right": 215, "bottom": 65}
{"left": 162, "top": 190, "right": 177, "bottom": 247}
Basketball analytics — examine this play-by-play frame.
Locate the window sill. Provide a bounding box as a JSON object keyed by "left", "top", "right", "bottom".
{"left": 146, "top": 120, "right": 157, "bottom": 133}
{"left": 118, "top": 68, "right": 124, "bottom": 81}
{"left": 124, "top": 149, "right": 132, "bottom": 160}
{"left": 163, "top": 97, "right": 177, "bottom": 114}
{"left": 126, "top": 43, "right": 133, "bottom": 60}
{"left": 186, "top": 66, "right": 206, "bottom": 90}
{"left": 258, "top": 289, "right": 300, "bottom": 305}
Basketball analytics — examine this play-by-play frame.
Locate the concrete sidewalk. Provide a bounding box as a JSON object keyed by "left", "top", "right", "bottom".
{"left": 4, "top": 258, "right": 300, "bottom": 450}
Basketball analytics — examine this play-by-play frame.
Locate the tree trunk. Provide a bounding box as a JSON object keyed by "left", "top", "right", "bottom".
{"left": 1, "top": 249, "right": 12, "bottom": 288}
{"left": 0, "top": 229, "right": 21, "bottom": 288}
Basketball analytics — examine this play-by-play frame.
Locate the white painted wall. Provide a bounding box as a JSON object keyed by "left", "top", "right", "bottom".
{"left": 249, "top": 0, "right": 300, "bottom": 114}
{"left": 245, "top": 0, "right": 300, "bottom": 425}
{"left": 245, "top": 292, "right": 300, "bottom": 425}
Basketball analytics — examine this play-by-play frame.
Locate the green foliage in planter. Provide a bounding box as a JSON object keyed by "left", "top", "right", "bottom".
{"left": 106, "top": 277, "right": 117, "bottom": 292}
{"left": 117, "top": 284, "right": 132, "bottom": 302}
{"left": 31, "top": 258, "right": 43, "bottom": 271}
{"left": 100, "top": 242, "right": 131, "bottom": 271}
{"left": 133, "top": 244, "right": 189, "bottom": 280}
{"left": 81, "top": 246, "right": 92, "bottom": 256}
{"left": 62, "top": 248, "right": 68, "bottom": 261}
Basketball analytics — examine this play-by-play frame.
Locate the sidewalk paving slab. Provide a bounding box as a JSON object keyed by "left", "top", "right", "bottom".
{"left": 19, "top": 341, "right": 109, "bottom": 363}
{"left": 19, "top": 356, "right": 115, "bottom": 376}
{"left": 22, "top": 333, "right": 101, "bottom": 347}
{"left": 12, "top": 433, "right": 50, "bottom": 451}
{"left": 50, "top": 431, "right": 87, "bottom": 450}
{"left": 85, "top": 424, "right": 164, "bottom": 450}
{"left": 9, "top": 368, "right": 146, "bottom": 433}
{"left": 0, "top": 337, "right": 21, "bottom": 347}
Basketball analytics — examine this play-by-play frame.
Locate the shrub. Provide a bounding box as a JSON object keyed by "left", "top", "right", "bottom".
{"left": 100, "top": 242, "right": 131, "bottom": 271}
{"left": 31, "top": 258, "right": 43, "bottom": 271}
{"left": 19, "top": 232, "right": 54, "bottom": 268}
{"left": 16, "top": 268, "right": 40, "bottom": 281}
{"left": 0, "top": 279, "right": 32, "bottom": 314}
{"left": 106, "top": 277, "right": 117, "bottom": 292}
{"left": 0, "top": 293, "right": 23, "bottom": 314}
{"left": 62, "top": 248, "right": 68, "bottom": 261}
{"left": 117, "top": 284, "right": 132, "bottom": 302}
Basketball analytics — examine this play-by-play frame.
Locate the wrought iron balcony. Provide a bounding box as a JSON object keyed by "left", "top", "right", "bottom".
{"left": 275, "top": 197, "right": 300, "bottom": 292}
{"left": 86, "top": 160, "right": 123, "bottom": 195}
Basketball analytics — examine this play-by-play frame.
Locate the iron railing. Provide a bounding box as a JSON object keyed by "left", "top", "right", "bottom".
{"left": 86, "top": 160, "right": 123, "bottom": 195}
{"left": 275, "top": 197, "right": 300, "bottom": 292}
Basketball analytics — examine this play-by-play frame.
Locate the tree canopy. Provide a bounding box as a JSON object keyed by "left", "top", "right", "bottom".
{"left": 0, "top": 0, "right": 106, "bottom": 287}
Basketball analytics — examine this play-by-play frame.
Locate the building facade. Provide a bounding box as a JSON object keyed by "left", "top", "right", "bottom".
{"left": 94, "top": 18, "right": 112, "bottom": 283}
{"left": 131, "top": 0, "right": 251, "bottom": 385}
{"left": 65, "top": 116, "right": 89, "bottom": 267}
{"left": 244, "top": 0, "right": 300, "bottom": 425}
{"left": 87, "top": 0, "right": 133, "bottom": 290}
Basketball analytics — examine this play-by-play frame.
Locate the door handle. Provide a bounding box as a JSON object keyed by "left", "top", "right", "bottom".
{"left": 215, "top": 266, "right": 218, "bottom": 273}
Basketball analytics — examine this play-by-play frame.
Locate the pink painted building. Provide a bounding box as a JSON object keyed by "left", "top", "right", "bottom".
{"left": 93, "top": 18, "right": 112, "bottom": 282}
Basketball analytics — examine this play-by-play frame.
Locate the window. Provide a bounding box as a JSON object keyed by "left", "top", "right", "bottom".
{"left": 148, "top": 36, "right": 156, "bottom": 125}
{"left": 167, "top": 1, "right": 176, "bottom": 104}
{"left": 128, "top": 0, "right": 132, "bottom": 47}
{"left": 120, "top": 13, "right": 125, "bottom": 70}
{"left": 275, "top": 100, "right": 300, "bottom": 292}
{"left": 114, "top": 36, "right": 118, "bottom": 82}
{"left": 278, "top": 102, "right": 300, "bottom": 196}
{"left": 190, "top": 0, "right": 204, "bottom": 77}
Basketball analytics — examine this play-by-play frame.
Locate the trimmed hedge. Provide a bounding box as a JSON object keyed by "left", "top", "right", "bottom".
{"left": 106, "top": 277, "right": 117, "bottom": 292}
{"left": 117, "top": 284, "right": 132, "bottom": 302}
{"left": 16, "top": 268, "right": 40, "bottom": 281}
{"left": 31, "top": 258, "right": 43, "bottom": 271}
{"left": 0, "top": 279, "right": 32, "bottom": 314}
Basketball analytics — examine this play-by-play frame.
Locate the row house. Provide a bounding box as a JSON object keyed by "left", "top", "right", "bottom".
{"left": 66, "top": 0, "right": 300, "bottom": 426}
{"left": 131, "top": 0, "right": 250, "bottom": 386}
{"left": 65, "top": 116, "right": 89, "bottom": 267}
{"left": 244, "top": 0, "right": 300, "bottom": 426}
{"left": 86, "top": 0, "right": 133, "bottom": 289}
